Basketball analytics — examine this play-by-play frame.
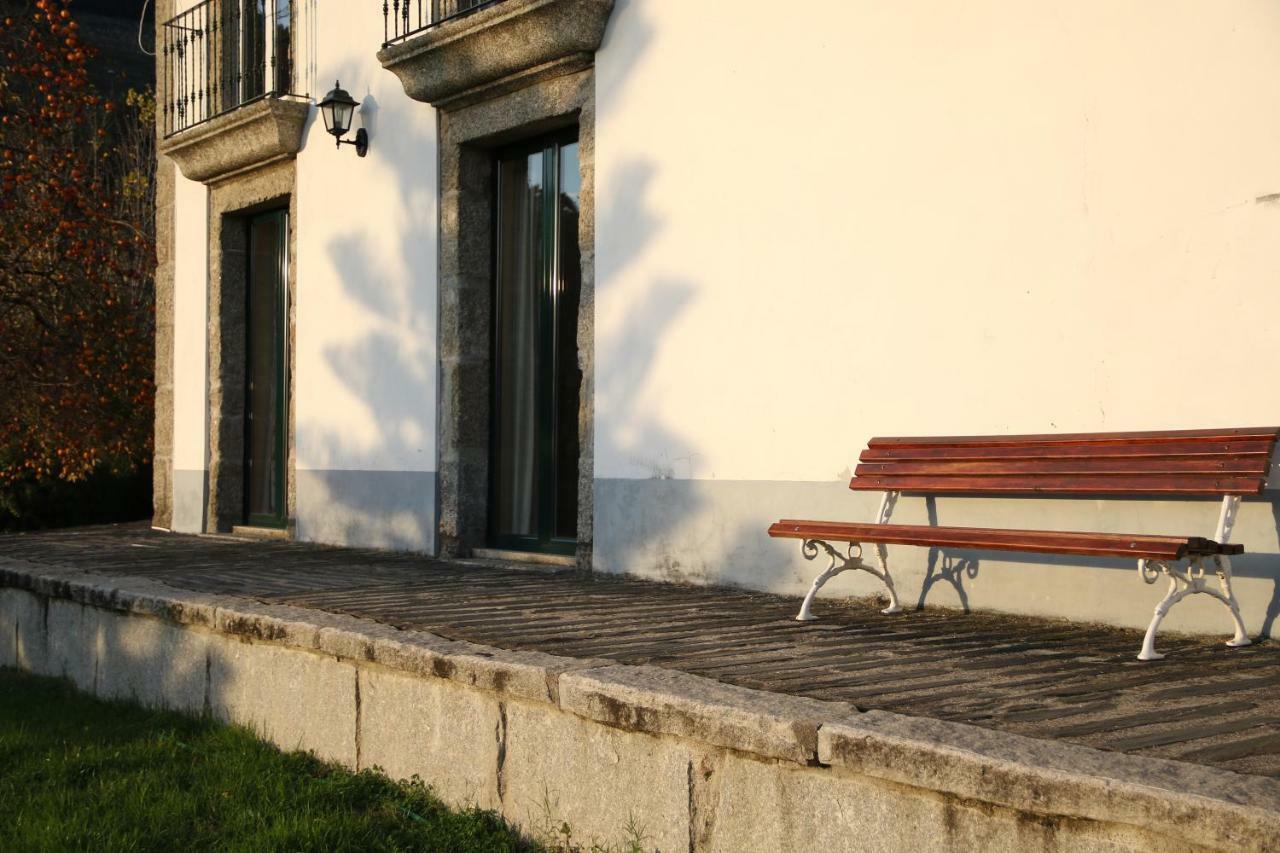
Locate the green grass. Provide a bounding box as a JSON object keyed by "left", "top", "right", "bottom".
{"left": 0, "top": 667, "right": 538, "bottom": 852}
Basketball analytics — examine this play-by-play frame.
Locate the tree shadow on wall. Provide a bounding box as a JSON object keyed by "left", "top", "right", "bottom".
{"left": 294, "top": 60, "right": 439, "bottom": 551}
{"left": 297, "top": 0, "right": 715, "bottom": 566}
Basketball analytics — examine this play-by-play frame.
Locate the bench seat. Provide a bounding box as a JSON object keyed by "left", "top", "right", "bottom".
{"left": 768, "top": 520, "right": 1243, "bottom": 561}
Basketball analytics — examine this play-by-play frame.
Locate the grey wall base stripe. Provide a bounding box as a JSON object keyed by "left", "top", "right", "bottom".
{"left": 2, "top": 560, "right": 1278, "bottom": 852}
{"left": 171, "top": 469, "right": 207, "bottom": 534}
{"left": 592, "top": 476, "right": 1280, "bottom": 640}
{"left": 296, "top": 469, "right": 436, "bottom": 553}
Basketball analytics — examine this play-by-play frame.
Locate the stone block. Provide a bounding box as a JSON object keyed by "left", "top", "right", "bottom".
{"left": 118, "top": 578, "right": 221, "bottom": 629}
{"left": 370, "top": 629, "right": 471, "bottom": 679}
{"left": 0, "top": 588, "right": 25, "bottom": 667}
{"left": 371, "top": 629, "right": 593, "bottom": 705}
{"left": 213, "top": 601, "right": 323, "bottom": 649}
{"left": 45, "top": 600, "right": 97, "bottom": 691}
{"left": 443, "top": 642, "right": 579, "bottom": 705}
{"left": 705, "top": 751, "right": 1146, "bottom": 853}
{"left": 151, "top": 458, "right": 174, "bottom": 530}
{"left": 0, "top": 588, "right": 47, "bottom": 673}
{"left": 560, "top": 664, "right": 851, "bottom": 763}
{"left": 314, "top": 617, "right": 403, "bottom": 663}
{"left": 63, "top": 576, "right": 131, "bottom": 612}
{"left": 358, "top": 667, "right": 501, "bottom": 810}
{"left": 818, "top": 710, "right": 1280, "bottom": 851}
{"left": 501, "top": 699, "right": 692, "bottom": 851}
{"left": 96, "top": 609, "right": 209, "bottom": 714}
{"left": 33, "top": 569, "right": 94, "bottom": 601}
{"left": 209, "top": 637, "right": 357, "bottom": 768}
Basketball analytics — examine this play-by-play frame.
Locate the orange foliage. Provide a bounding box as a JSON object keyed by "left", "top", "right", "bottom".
{"left": 0, "top": 0, "right": 155, "bottom": 485}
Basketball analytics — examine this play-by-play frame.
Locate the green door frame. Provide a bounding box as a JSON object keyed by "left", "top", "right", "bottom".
{"left": 243, "top": 208, "right": 288, "bottom": 529}
{"left": 488, "top": 129, "right": 579, "bottom": 555}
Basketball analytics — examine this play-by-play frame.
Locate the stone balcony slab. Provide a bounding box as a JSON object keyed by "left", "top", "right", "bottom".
{"left": 158, "top": 97, "right": 310, "bottom": 184}
{"left": 377, "top": 0, "right": 613, "bottom": 109}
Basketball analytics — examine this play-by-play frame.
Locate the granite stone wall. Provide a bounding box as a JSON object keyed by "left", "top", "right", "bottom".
{"left": 4, "top": 559, "right": 1277, "bottom": 852}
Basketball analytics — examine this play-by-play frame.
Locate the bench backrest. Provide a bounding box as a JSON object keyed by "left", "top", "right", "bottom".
{"left": 851, "top": 427, "right": 1280, "bottom": 496}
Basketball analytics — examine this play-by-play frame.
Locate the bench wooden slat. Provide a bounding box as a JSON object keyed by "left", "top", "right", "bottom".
{"left": 855, "top": 458, "right": 1269, "bottom": 477}
{"left": 860, "top": 438, "right": 1277, "bottom": 462}
{"left": 768, "top": 521, "right": 1240, "bottom": 560}
{"left": 850, "top": 474, "right": 1265, "bottom": 496}
{"left": 868, "top": 427, "right": 1280, "bottom": 449}
{"left": 775, "top": 519, "right": 1220, "bottom": 546}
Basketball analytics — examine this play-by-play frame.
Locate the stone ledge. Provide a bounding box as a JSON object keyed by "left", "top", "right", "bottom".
{"left": 157, "top": 97, "right": 310, "bottom": 184}
{"left": 5, "top": 554, "right": 1280, "bottom": 850}
{"left": 820, "top": 711, "right": 1280, "bottom": 850}
{"left": 369, "top": 629, "right": 611, "bottom": 705}
{"left": 377, "top": 0, "right": 612, "bottom": 109}
{"left": 561, "top": 664, "right": 851, "bottom": 763}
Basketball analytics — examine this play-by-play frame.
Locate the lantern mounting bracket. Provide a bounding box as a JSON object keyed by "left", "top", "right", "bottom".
{"left": 338, "top": 128, "right": 369, "bottom": 157}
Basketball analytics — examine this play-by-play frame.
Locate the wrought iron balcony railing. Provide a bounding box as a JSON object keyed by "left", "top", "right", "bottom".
{"left": 383, "top": 0, "right": 504, "bottom": 46}
{"left": 162, "top": 0, "right": 298, "bottom": 137}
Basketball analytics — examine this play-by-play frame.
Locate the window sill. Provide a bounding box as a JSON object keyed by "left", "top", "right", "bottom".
{"left": 228, "top": 524, "right": 290, "bottom": 541}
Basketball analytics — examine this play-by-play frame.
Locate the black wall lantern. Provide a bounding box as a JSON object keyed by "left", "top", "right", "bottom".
{"left": 318, "top": 81, "right": 368, "bottom": 157}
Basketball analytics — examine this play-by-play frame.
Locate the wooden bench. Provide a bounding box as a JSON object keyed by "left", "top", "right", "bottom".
{"left": 769, "top": 426, "right": 1278, "bottom": 660}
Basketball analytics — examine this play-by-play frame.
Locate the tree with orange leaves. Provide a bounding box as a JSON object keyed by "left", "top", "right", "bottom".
{"left": 0, "top": 0, "right": 155, "bottom": 528}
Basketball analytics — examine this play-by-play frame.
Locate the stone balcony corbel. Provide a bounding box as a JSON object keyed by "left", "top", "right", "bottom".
{"left": 158, "top": 97, "right": 311, "bottom": 185}
{"left": 377, "top": 0, "right": 614, "bottom": 110}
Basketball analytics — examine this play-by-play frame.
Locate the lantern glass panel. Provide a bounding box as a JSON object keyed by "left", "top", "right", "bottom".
{"left": 334, "top": 102, "right": 353, "bottom": 135}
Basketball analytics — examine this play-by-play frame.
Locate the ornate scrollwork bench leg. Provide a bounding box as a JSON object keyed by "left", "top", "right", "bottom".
{"left": 794, "top": 490, "right": 903, "bottom": 621}
{"left": 795, "top": 539, "right": 902, "bottom": 621}
{"left": 1137, "top": 495, "right": 1253, "bottom": 661}
{"left": 1136, "top": 556, "right": 1252, "bottom": 661}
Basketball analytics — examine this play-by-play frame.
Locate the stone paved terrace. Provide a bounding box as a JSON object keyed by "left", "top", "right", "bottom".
{"left": 3, "top": 522, "right": 1279, "bottom": 779}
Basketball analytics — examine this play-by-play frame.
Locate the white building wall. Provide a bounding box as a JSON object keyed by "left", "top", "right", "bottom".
{"left": 592, "top": 0, "right": 1280, "bottom": 637}
{"left": 292, "top": 4, "right": 440, "bottom": 550}
{"left": 170, "top": 173, "right": 208, "bottom": 533}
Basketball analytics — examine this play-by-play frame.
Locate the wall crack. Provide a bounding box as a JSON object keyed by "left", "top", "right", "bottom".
{"left": 496, "top": 700, "right": 508, "bottom": 806}
{"left": 354, "top": 669, "right": 363, "bottom": 770}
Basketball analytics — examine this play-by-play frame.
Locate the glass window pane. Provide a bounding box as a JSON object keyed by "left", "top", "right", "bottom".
{"left": 273, "top": 0, "right": 292, "bottom": 93}
{"left": 493, "top": 151, "right": 544, "bottom": 538}
{"left": 244, "top": 0, "right": 266, "bottom": 100}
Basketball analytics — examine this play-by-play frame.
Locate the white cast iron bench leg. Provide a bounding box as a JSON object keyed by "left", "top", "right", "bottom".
{"left": 795, "top": 491, "right": 902, "bottom": 621}
{"left": 794, "top": 540, "right": 902, "bottom": 620}
{"left": 1136, "top": 496, "right": 1252, "bottom": 661}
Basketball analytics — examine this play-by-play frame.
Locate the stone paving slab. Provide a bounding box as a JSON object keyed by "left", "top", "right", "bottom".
{"left": 3, "top": 522, "right": 1279, "bottom": 778}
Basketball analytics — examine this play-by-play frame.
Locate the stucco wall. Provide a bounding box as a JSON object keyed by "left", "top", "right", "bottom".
{"left": 292, "top": 3, "right": 440, "bottom": 551}
{"left": 592, "top": 1, "right": 1280, "bottom": 635}
{"left": 157, "top": 1, "right": 1280, "bottom": 633}
{"left": 171, "top": 173, "right": 208, "bottom": 533}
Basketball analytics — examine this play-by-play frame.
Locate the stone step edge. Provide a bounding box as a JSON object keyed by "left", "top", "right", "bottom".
{"left": 2, "top": 555, "right": 1278, "bottom": 849}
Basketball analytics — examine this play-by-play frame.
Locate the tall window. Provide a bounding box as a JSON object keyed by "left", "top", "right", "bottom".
{"left": 490, "top": 131, "right": 582, "bottom": 554}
